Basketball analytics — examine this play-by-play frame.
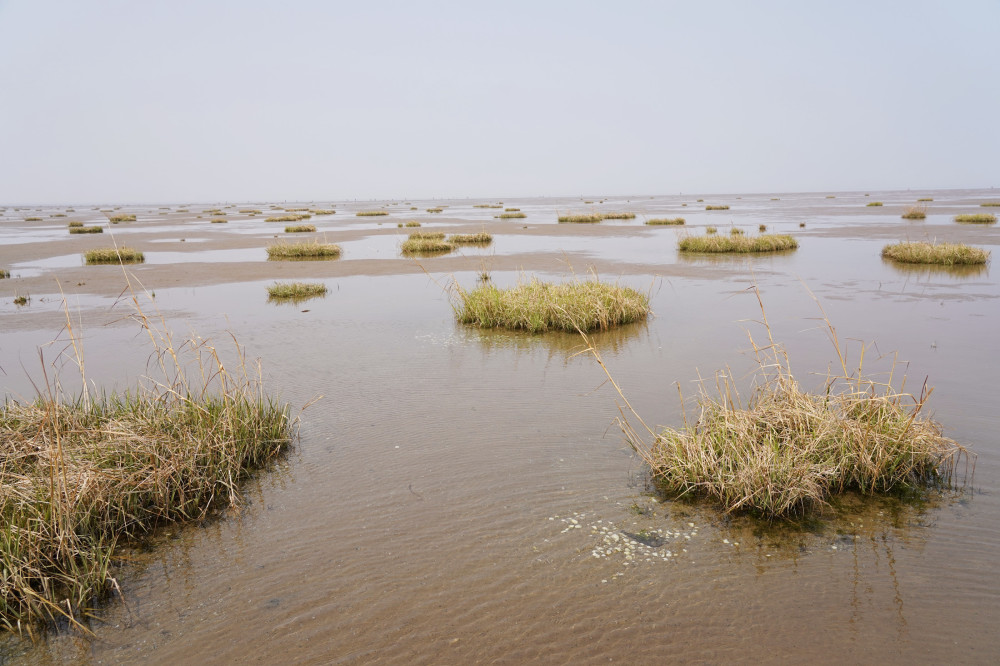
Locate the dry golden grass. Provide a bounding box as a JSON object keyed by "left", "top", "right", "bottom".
{"left": 356, "top": 210, "right": 388, "bottom": 217}
{"left": 679, "top": 234, "right": 797, "bottom": 253}
{"left": 284, "top": 224, "right": 317, "bottom": 233}
{"left": 266, "top": 281, "right": 327, "bottom": 301}
{"left": 266, "top": 241, "right": 341, "bottom": 259}
{"left": 955, "top": 213, "right": 996, "bottom": 224}
{"left": 645, "top": 218, "right": 685, "bottom": 226}
{"left": 881, "top": 241, "right": 989, "bottom": 265}
{"left": 558, "top": 214, "right": 603, "bottom": 224}
{"left": 448, "top": 232, "right": 493, "bottom": 244}
{"left": 901, "top": 206, "right": 926, "bottom": 220}
{"left": 84, "top": 247, "right": 144, "bottom": 264}
{"left": 705, "top": 205, "right": 729, "bottom": 211}
{"left": 265, "top": 214, "right": 311, "bottom": 222}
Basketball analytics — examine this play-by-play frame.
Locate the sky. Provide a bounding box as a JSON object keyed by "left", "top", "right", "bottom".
{"left": 1, "top": 1, "right": 998, "bottom": 204}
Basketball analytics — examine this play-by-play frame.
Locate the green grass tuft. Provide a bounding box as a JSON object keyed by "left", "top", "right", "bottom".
{"left": 284, "top": 224, "right": 316, "bottom": 233}
{"left": 266, "top": 241, "right": 341, "bottom": 259}
{"left": 917, "top": 198, "right": 933, "bottom": 202}
{"left": 454, "top": 277, "right": 649, "bottom": 333}
{"left": 266, "top": 281, "right": 327, "bottom": 300}
{"left": 646, "top": 218, "right": 685, "bottom": 225}
{"left": 901, "top": 206, "right": 926, "bottom": 220}
{"left": 499, "top": 212, "right": 527, "bottom": 219}
{"left": 265, "top": 214, "right": 311, "bottom": 222}
{"left": 705, "top": 205, "right": 729, "bottom": 210}
{"left": 68, "top": 221, "right": 84, "bottom": 228}
{"left": 866, "top": 202, "right": 883, "bottom": 207}
{"left": 356, "top": 210, "right": 388, "bottom": 217}
{"left": 600, "top": 212, "right": 635, "bottom": 220}
{"left": 558, "top": 214, "right": 603, "bottom": 224}
{"left": 955, "top": 213, "right": 996, "bottom": 224}
{"left": 69, "top": 225, "right": 104, "bottom": 234}
{"left": 401, "top": 236, "right": 454, "bottom": 254}
{"left": 84, "top": 247, "right": 144, "bottom": 264}
{"left": 448, "top": 232, "right": 493, "bottom": 244}
{"left": 679, "top": 234, "right": 798, "bottom": 253}
{"left": 881, "top": 241, "right": 989, "bottom": 265}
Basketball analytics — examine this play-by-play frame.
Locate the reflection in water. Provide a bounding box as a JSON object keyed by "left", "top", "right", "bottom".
{"left": 881, "top": 258, "right": 990, "bottom": 279}
{"left": 463, "top": 319, "right": 649, "bottom": 358}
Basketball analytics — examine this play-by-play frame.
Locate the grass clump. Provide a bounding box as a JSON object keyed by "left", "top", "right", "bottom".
{"left": 210, "top": 218, "right": 228, "bottom": 224}
{"left": 504, "top": 208, "right": 520, "bottom": 212}
{"left": 759, "top": 224, "right": 768, "bottom": 232}
{"left": 558, "top": 214, "right": 603, "bottom": 224}
{"left": 108, "top": 214, "right": 136, "bottom": 223}
{"left": 311, "top": 209, "right": 336, "bottom": 215}
{"left": 499, "top": 212, "right": 527, "bottom": 219}
{"left": 0, "top": 269, "right": 9, "bottom": 279}
{"left": 0, "top": 303, "right": 292, "bottom": 631}
{"left": 646, "top": 218, "right": 685, "bottom": 226}
{"left": 901, "top": 206, "right": 926, "bottom": 220}
{"left": 454, "top": 277, "right": 649, "bottom": 333}
{"left": 265, "top": 214, "right": 311, "bottom": 222}
{"left": 266, "top": 241, "right": 340, "bottom": 259}
{"left": 401, "top": 233, "right": 454, "bottom": 254}
{"left": 284, "top": 224, "right": 317, "bottom": 233}
{"left": 980, "top": 202, "right": 1000, "bottom": 207}
{"left": 403, "top": 221, "right": 421, "bottom": 227}
{"left": 866, "top": 202, "right": 883, "bottom": 207}
{"left": 426, "top": 207, "right": 444, "bottom": 213}
{"left": 67, "top": 221, "right": 84, "bottom": 228}
{"left": 917, "top": 198, "right": 933, "bottom": 202}
{"left": 592, "top": 289, "right": 969, "bottom": 518}
{"left": 448, "top": 232, "right": 493, "bottom": 245}
{"left": 84, "top": 247, "right": 145, "bottom": 264}
{"left": 25, "top": 217, "right": 43, "bottom": 221}
{"left": 954, "top": 213, "right": 996, "bottom": 224}
{"left": 473, "top": 204, "right": 502, "bottom": 209}
{"left": 13, "top": 294, "right": 29, "bottom": 306}
{"left": 356, "top": 210, "right": 388, "bottom": 217}
{"left": 679, "top": 234, "right": 798, "bottom": 254}
{"left": 266, "top": 281, "right": 327, "bottom": 301}
{"left": 69, "top": 225, "right": 103, "bottom": 234}
{"left": 705, "top": 226, "right": 718, "bottom": 235}
{"left": 705, "top": 205, "right": 729, "bottom": 211}
{"left": 881, "top": 241, "right": 989, "bottom": 266}
{"left": 239, "top": 209, "right": 262, "bottom": 214}
{"left": 601, "top": 212, "right": 635, "bottom": 220}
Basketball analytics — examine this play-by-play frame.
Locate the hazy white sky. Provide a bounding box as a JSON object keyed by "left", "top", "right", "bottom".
{"left": 1, "top": 1, "right": 997, "bottom": 204}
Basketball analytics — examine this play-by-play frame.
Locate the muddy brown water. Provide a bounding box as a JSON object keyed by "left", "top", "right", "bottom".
{"left": 1, "top": 190, "right": 999, "bottom": 663}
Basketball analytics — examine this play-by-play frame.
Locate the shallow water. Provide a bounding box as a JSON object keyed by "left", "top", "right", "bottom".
{"left": 1, "top": 190, "right": 999, "bottom": 664}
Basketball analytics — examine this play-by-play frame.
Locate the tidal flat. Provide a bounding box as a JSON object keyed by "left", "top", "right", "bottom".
{"left": 1, "top": 189, "right": 998, "bottom": 663}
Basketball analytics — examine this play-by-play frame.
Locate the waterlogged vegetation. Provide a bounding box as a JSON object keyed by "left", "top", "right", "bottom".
{"left": 310, "top": 209, "right": 336, "bottom": 215}
{"left": 453, "top": 277, "right": 650, "bottom": 333}
{"left": 600, "top": 212, "right": 635, "bottom": 220}
{"left": 401, "top": 232, "right": 453, "bottom": 255}
{"left": 499, "top": 212, "right": 527, "bottom": 219}
{"left": 265, "top": 214, "right": 311, "bottom": 223}
{"left": 705, "top": 205, "right": 729, "bottom": 211}
{"left": 865, "top": 202, "right": 883, "bottom": 207}
{"left": 955, "top": 213, "right": 996, "bottom": 224}
{"left": 69, "top": 225, "right": 103, "bottom": 234}
{"left": 558, "top": 214, "right": 603, "bottom": 224}
{"left": 426, "top": 207, "right": 444, "bottom": 213}
{"left": 84, "top": 247, "right": 145, "bottom": 264}
{"left": 592, "top": 291, "right": 969, "bottom": 518}
{"left": 210, "top": 218, "right": 228, "bottom": 224}
{"left": 0, "top": 303, "right": 293, "bottom": 631}
{"left": 678, "top": 234, "right": 798, "bottom": 254}
{"left": 448, "top": 232, "right": 493, "bottom": 245}
{"left": 266, "top": 281, "right": 327, "bottom": 301}
{"left": 356, "top": 210, "right": 388, "bottom": 217}
{"left": 108, "top": 214, "right": 136, "bottom": 223}
{"left": 266, "top": 241, "right": 341, "bottom": 260}
{"left": 646, "top": 217, "right": 685, "bottom": 225}
{"left": 980, "top": 202, "right": 1000, "bottom": 207}
{"left": 284, "top": 224, "right": 317, "bottom": 233}
{"left": 881, "top": 241, "right": 989, "bottom": 266}
{"left": 901, "top": 206, "right": 927, "bottom": 220}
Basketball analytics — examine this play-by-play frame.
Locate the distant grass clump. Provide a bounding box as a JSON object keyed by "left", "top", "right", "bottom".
{"left": 678, "top": 234, "right": 798, "bottom": 254}
{"left": 504, "top": 208, "right": 520, "bottom": 212}
{"left": 730, "top": 227, "right": 745, "bottom": 236}
{"left": 954, "top": 213, "right": 996, "bottom": 224}
{"left": 558, "top": 213, "right": 603, "bottom": 224}
{"left": 67, "top": 221, "right": 84, "bottom": 228}
{"left": 210, "top": 218, "right": 229, "bottom": 224}
{"left": 356, "top": 210, "right": 388, "bottom": 217}
{"left": 108, "top": 214, "right": 136, "bottom": 223}
{"left": 917, "top": 198, "right": 933, "bottom": 202}
{"left": 69, "top": 225, "right": 103, "bottom": 234}
{"left": 980, "top": 202, "right": 1000, "bottom": 207}
{"left": 284, "top": 224, "right": 316, "bottom": 233}
{"left": 426, "top": 207, "right": 444, "bottom": 213}
{"left": 401, "top": 232, "right": 454, "bottom": 254}
{"left": 901, "top": 206, "right": 926, "bottom": 220}
{"left": 865, "top": 202, "right": 883, "bottom": 207}
{"left": 705, "top": 205, "right": 729, "bottom": 211}
{"left": 454, "top": 277, "right": 649, "bottom": 333}
{"left": 239, "top": 209, "right": 262, "bottom": 214}
{"left": 705, "top": 226, "right": 718, "bottom": 235}
{"left": 881, "top": 241, "right": 989, "bottom": 266}
{"left": 601, "top": 212, "right": 635, "bottom": 220}
{"left": 448, "top": 232, "right": 493, "bottom": 245}
{"left": 266, "top": 281, "right": 327, "bottom": 301}
{"left": 24, "top": 217, "right": 43, "bottom": 221}
{"left": 604, "top": 294, "right": 968, "bottom": 518}
{"left": 265, "top": 214, "right": 311, "bottom": 222}
{"left": 0, "top": 306, "right": 292, "bottom": 630}
{"left": 473, "top": 204, "right": 502, "bottom": 209}
{"left": 759, "top": 224, "right": 768, "bottom": 232}
{"left": 266, "top": 241, "right": 341, "bottom": 260}
{"left": 408, "top": 231, "right": 445, "bottom": 240}
{"left": 311, "top": 209, "right": 336, "bottom": 215}
{"left": 646, "top": 218, "right": 685, "bottom": 226}
{"left": 0, "top": 269, "right": 9, "bottom": 279}
{"left": 499, "top": 212, "right": 527, "bottom": 219}
{"left": 84, "top": 247, "right": 144, "bottom": 264}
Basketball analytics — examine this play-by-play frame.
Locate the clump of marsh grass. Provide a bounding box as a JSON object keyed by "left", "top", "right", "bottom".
{"left": 0, "top": 292, "right": 293, "bottom": 632}
{"left": 356, "top": 210, "right": 388, "bottom": 217}
{"left": 266, "top": 240, "right": 341, "bottom": 259}
{"left": 601, "top": 212, "right": 635, "bottom": 220}
{"left": 954, "top": 213, "right": 996, "bottom": 224}
{"left": 452, "top": 276, "right": 649, "bottom": 334}
{"left": 473, "top": 204, "right": 502, "bottom": 209}
{"left": 705, "top": 205, "right": 729, "bottom": 211}
{"left": 504, "top": 208, "right": 520, "bottom": 212}
{"left": 705, "top": 226, "right": 718, "bottom": 235}
{"left": 403, "top": 221, "right": 421, "bottom": 227}
{"left": 866, "top": 202, "right": 883, "bottom": 207}
{"left": 265, "top": 214, "right": 311, "bottom": 222}
{"left": 917, "top": 198, "right": 933, "bottom": 202}
{"left": 239, "top": 209, "right": 262, "bottom": 215}
{"left": 310, "top": 209, "right": 336, "bottom": 215}
{"left": 108, "top": 214, "right": 136, "bottom": 223}
{"left": 499, "top": 212, "right": 527, "bottom": 219}
{"left": 401, "top": 233, "right": 454, "bottom": 254}
{"left": 284, "top": 224, "right": 316, "bottom": 233}
{"left": 646, "top": 218, "right": 685, "bottom": 226}
{"left": 679, "top": 234, "right": 798, "bottom": 254}
{"left": 13, "top": 293, "right": 29, "bottom": 306}
{"left": 881, "top": 241, "right": 989, "bottom": 266}
{"left": 84, "top": 247, "right": 145, "bottom": 264}
{"left": 67, "top": 221, "right": 84, "bottom": 228}
{"left": 426, "top": 207, "right": 444, "bottom": 213}
{"left": 25, "top": 217, "right": 43, "bottom": 222}
{"left": 266, "top": 281, "right": 327, "bottom": 302}
{"left": 759, "top": 224, "right": 768, "bottom": 232}
{"left": 980, "top": 202, "right": 1000, "bottom": 207}
{"left": 210, "top": 218, "right": 228, "bottom": 224}
{"left": 68, "top": 225, "right": 103, "bottom": 234}
{"left": 730, "top": 227, "right": 745, "bottom": 236}
{"left": 901, "top": 206, "right": 926, "bottom": 220}
{"left": 558, "top": 213, "right": 603, "bottom": 224}
{"left": 0, "top": 269, "right": 10, "bottom": 279}
{"left": 448, "top": 232, "right": 493, "bottom": 245}
{"left": 588, "top": 287, "right": 970, "bottom": 519}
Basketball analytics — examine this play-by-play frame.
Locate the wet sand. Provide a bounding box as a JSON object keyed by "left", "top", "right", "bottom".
{"left": 2, "top": 189, "right": 999, "bottom": 663}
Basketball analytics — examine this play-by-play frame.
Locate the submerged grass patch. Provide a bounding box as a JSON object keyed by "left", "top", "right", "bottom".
{"left": 284, "top": 224, "right": 316, "bottom": 233}
{"left": 401, "top": 237, "right": 454, "bottom": 254}
{"left": 266, "top": 241, "right": 341, "bottom": 259}
{"left": 954, "top": 213, "right": 996, "bottom": 224}
{"left": 68, "top": 225, "right": 103, "bottom": 234}
{"left": 311, "top": 209, "right": 336, "bottom": 215}
{"left": 265, "top": 214, "right": 311, "bottom": 222}
{"left": 646, "top": 218, "right": 685, "bottom": 226}
{"left": 558, "top": 214, "right": 603, "bottom": 224}
{"left": 108, "top": 214, "right": 136, "bottom": 223}
{"left": 679, "top": 234, "right": 798, "bottom": 253}
{"left": 591, "top": 289, "right": 969, "bottom": 519}
{"left": 356, "top": 210, "right": 388, "bottom": 217}
{"left": 865, "top": 202, "right": 883, "bottom": 207}
{"left": 705, "top": 205, "right": 729, "bottom": 211}
{"left": 499, "top": 212, "right": 527, "bottom": 219}
{"left": 980, "top": 202, "right": 1000, "bottom": 207}
{"left": 84, "top": 247, "right": 145, "bottom": 264}
{"left": 881, "top": 241, "right": 989, "bottom": 265}
{"left": 426, "top": 207, "right": 444, "bottom": 213}
{"left": 448, "top": 232, "right": 493, "bottom": 244}
{"left": 601, "top": 212, "right": 635, "bottom": 220}
{"left": 0, "top": 300, "right": 293, "bottom": 632}
{"left": 266, "top": 281, "right": 327, "bottom": 301}
{"left": 901, "top": 206, "right": 926, "bottom": 220}
{"left": 453, "top": 277, "right": 649, "bottom": 333}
